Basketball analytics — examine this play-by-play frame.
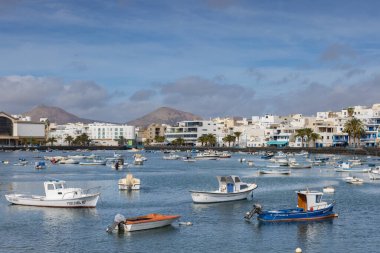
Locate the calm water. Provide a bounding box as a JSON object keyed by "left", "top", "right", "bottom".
{"left": 0, "top": 150, "right": 380, "bottom": 253}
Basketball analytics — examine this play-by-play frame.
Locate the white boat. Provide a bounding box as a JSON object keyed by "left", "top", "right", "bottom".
{"left": 219, "top": 152, "right": 231, "bottom": 158}
{"left": 275, "top": 158, "right": 289, "bottom": 166}
{"left": 368, "top": 166, "right": 380, "bottom": 180}
{"left": 107, "top": 213, "right": 180, "bottom": 233}
{"left": 183, "top": 156, "right": 196, "bottom": 162}
{"left": 134, "top": 154, "right": 144, "bottom": 165}
{"left": 189, "top": 175, "right": 258, "bottom": 203}
{"left": 163, "top": 154, "right": 180, "bottom": 160}
{"left": 67, "top": 155, "right": 87, "bottom": 160}
{"left": 79, "top": 159, "right": 106, "bottom": 166}
{"left": 259, "top": 169, "right": 291, "bottom": 175}
{"left": 335, "top": 163, "right": 370, "bottom": 173}
{"left": 344, "top": 176, "right": 364, "bottom": 184}
{"left": 118, "top": 174, "right": 140, "bottom": 190}
{"left": 59, "top": 158, "right": 79, "bottom": 164}
{"left": 289, "top": 161, "right": 311, "bottom": 169}
{"left": 5, "top": 180, "right": 100, "bottom": 207}
{"left": 247, "top": 160, "right": 254, "bottom": 167}
{"left": 323, "top": 186, "right": 335, "bottom": 193}
{"left": 194, "top": 150, "right": 219, "bottom": 160}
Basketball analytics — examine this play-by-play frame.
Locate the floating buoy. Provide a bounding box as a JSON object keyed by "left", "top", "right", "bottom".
{"left": 295, "top": 248, "right": 302, "bottom": 253}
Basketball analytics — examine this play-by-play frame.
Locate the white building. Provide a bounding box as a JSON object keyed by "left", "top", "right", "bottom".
{"left": 48, "top": 123, "right": 88, "bottom": 146}
{"left": 88, "top": 123, "right": 135, "bottom": 146}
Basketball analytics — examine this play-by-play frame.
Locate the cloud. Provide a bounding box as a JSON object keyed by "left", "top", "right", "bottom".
{"left": 0, "top": 75, "right": 112, "bottom": 116}
{"left": 320, "top": 43, "right": 357, "bottom": 62}
{"left": 246, "top": 68, "right": 266, "bottom": 82}
{"left": 157, "top": 76, "right": 260, "bottom": 117}
{"left": 129, "top": 89, "right": 156, "bottom": 102}
{"left": 269, "top": 75, "right": 380, "bottom": 115}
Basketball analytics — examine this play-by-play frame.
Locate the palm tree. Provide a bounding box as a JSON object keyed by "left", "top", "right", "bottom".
{"left": 234, "top": 132, "right": 242, "bottom": 147}
{"left": 295, "top": 129, "right": 306, "bottom": 147}
{"left": 222, "top": 135, "right": 236, "bottom": 147}
{"left": 47, "top": 137, "right": 57, "bottom": 146}
{"left": 205, "top": 134, "right": 217, "bottom": 147}
{"left": 172, "top": 137, "right": 185, "bottom": 146}
{"left": 64, "top": 135, "right": 74, "bottom": 146}
{"left": 154, "top": 136, "right": 165, "bottom": 143}
{"left": 347, "top": 107, "right": 354, "bottom": 117}
{"left": 116, "top": 136, "right": 126, "bottom": 146}
{"left": 197, "top": 135, "right": 208, "bottom": 146}
{"left": 310, "top": 133, "right": 320, "bottom": 148}
{"left": 344, "top": 118, "right": 365, "bottom": 147}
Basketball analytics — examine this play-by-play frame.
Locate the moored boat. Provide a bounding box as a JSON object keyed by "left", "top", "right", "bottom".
{"left": 244, "top": 190, "right": 338, "bottom": 222}
{"left": 107, "top": 213, "right": 180, "bottom": 232}
{"left": 134, "top": 154, "right": 144, "bottom": 165}
{"left": 35, "top": 161, "right": 46, "bottom": 169}
{"left": 344, "top": 176, "right": 364, "bottom": 184}
{"left": 323, "top": 186, "right": 335, "bottom": 193}
{"left": 259, "top": 169, "right": 291, "bottom": 175}
{"left": 190, "top": 175, "right": 257, "bottom": 203}
{"left": 118, "top": 173, "right": 140, "bottom": 190}
{"left": 5, "top": 180, "right": 100, "bottom": 208}
{"left": 368, "top": 166, "right": 380, "bottom": 180}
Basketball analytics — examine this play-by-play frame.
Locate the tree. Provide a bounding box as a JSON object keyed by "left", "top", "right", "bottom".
{"left": 234, "top": 132, "right": 242, "bottom": 146}
{"left": 64, "top": 135, "right": 74, "bottom": 146}
{"left": 344, "top": 118, "right": 365, "bottom": 147}
{"left": 74, "top": 133, "right": 91, "bottom": 146}
{"left": 172, "top": 137, "right": 185, "bottom": 146}
{"left": 310, "top": 133, "right": 320, "bottom": 148}
{"left": 47, "top": 137, "right": 57, "bottom": 146}
{"left": 116, "top": 136, "right": 126, "bottom": 146}
{"left": 144, "top": 139, "right": 152, "bottom": 146}
{"left": 295, "top": 129, "right": 306, "bottom": 147}
{"left": 154, "top": 136, "right": 166, "bottom": 143}
{"left": 197, "top": 135, "right": 208, "bottom": 146}
{"left": 205, "top": 134, "right": 217, "bottom": 147}
{"left": 347, "top": 107, "right": 355, "bottom": 117}
{"left": 295, "top": 128, "right": 315, "bottom": 147}
{"left": 222, "top": 135, "right": 236, "bottom": 147}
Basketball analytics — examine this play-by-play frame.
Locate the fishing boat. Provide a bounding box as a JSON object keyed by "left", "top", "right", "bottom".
{"left": 259, "top": 169, "right": 291, "bottom": 175}
{"left": 118, "top": 173, "right": 140, "bottom": 190}
{"left": 323, "top": 186, "right": 335, "bottom": 194}
{"left": 5, "top": 180, "right": 100, "bottom": 208}
{"left": 368, "top": 166, "right": 380, "bottom": 180}
{"left": 189, "top": 175, "right": 258, "bottom": 203}
{"left": 111, "top": 158, "right": 124, "bottom": 170}
{"left": 344, "top": 176, "right": 364, "bottom": 184}
{"left": 35, "top": 161, "right": 46, "bottom": 169}
{"left": 244, "top": 190, "right": 338, "bottom": 222}
{"left": 107, "top": 213, "right": 181, "bottom": 233}
{"left": 194, "top": 150, "right": 219, "bottom": 160}
{"left": 289, "top": 161, "right": 311, "bottom": 169}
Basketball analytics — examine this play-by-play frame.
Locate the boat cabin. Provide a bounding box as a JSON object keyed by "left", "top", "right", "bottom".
{"left": 297, "top": 190, "right": 328, "bottom": 211}
{"left": 217, "top": 176, "right": 248, "bottom": 193}
{"left": 43, "top": 180, "right": 81, "bottom": 200}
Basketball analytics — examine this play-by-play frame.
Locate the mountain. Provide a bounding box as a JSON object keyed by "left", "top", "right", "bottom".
{"left": 127, "top": 107, "right": 202, "bottom": 127}
{"left": 23, "top": 105, "right": 96, "bottom": 124}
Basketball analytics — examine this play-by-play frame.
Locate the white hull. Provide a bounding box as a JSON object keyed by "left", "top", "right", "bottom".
{"left": 118, "top": 184, "right": 140, "bottom": 190}
{"left": 5, "top": 193, "right": 100, "bottom": 208}
{"left": 335, "top": 168, "right": 370, "bottom": 173}
{"left": 368, "top": 170, "right": 380, "bottom": 180}
{"left": 190, "top": 185, "right": 257, "bottom": 203}
{"left": 259, "top": 169, "right": 291, "bottom": 175}
{"left": 121, "top": 218, "right": 178, "bottom": 232}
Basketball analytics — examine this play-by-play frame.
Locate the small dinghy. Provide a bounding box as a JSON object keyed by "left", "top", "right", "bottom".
{"left": 118, "top": 173, "right": 140, "bottom": 190}
{"left": 323, "top": 186, "right": 335, "bottom": 194}
{"left": 106, "top": 213, "right": 180, "bottom": 232}
{"left": 134, "top": 154, "right": 144, "bottom": 165}
{"left": 189, "top": 175, "right": 257, "bottom": 203}
{"left": 344, "top": 176, "right": 364, "bottom": 184}
{"left": 244, "top": 190, "right": 338, "bottom": 222}
{"left": 111, "top": 158, "right": 124, "bottom": 170}
{"left": 5, "top": 180, "right": 100, "bottom": 208}
{"left": 259, "top": 169, "right": 291, "bottom": 175}
{"left": 35, "top": 161, "right": 46, "bottom": 169}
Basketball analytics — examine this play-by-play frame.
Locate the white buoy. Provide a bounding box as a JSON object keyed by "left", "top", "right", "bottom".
{"left": 295, "top": 248, "right": 302, "bottom": 253}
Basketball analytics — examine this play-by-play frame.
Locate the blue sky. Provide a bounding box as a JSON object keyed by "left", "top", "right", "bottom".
{"left": 0, "top": 0, "right": 380, "bottom": 122}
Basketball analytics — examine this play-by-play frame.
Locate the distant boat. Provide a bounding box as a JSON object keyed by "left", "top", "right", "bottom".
{"left": 35, "top": 161, "right": 46, "bottom": 169}
{"left": 368, "top": 166, "right": 380, "bottom": 180}
{"left": 289, "top": 161, "right": 311, "bottom": 169}
{"left": 107, "top": 213, "right": 180, "bottom": 233}
{"left": 259, "top": 169, "right": 291, "bottom": 175}
{"left": 183, "top": 156, "right": 196, "bottom": 162}
{"left": 323, "top": 186, "right": 335, "bottom": 194}
{"left": 194, "top": 150, "right": 219, "bottom": 160}
{"left": 344, "top": 176, "right": 364, "bottom": 184}
{"left": 163, "top": 154, "right": 180, "bottom": 160}
{"left": 190, "top": 175, "right": 257, "bottom": 203}
{"left": 244, "top": 190, "right": 338, "bottom": 222}
{"left": 5, "top": 180, "right": 100, "bottom": 208}
{"left": 134, "top": 154, "right": 144, "bottom": 165}
{"left": 79, "top": 159, "right": 106, "bottom": 166}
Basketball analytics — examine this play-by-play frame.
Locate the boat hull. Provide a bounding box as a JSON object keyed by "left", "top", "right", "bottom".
{"left": 118, "top": 184, "right": 140, "bottom": 190}
{"left": 257, "top": 204, "right": 337, "bottom": 222}
{"left": 190, "top": 185, "right": 257, "bottom": 203}
{"left": 123, "top": 217, "right": 179, "bottom": 232}
{"left": 5, "top": 193, "right": 100, "bottom": 208}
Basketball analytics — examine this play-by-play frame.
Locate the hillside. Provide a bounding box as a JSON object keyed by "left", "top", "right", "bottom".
{"left": 127, "top": 107, "right": 202, "bottom": 127}
{"left": 23, "top": 105, "right": 95, "bottom": 124}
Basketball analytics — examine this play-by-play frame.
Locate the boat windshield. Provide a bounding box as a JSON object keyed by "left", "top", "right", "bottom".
{"left": 55, "top": 183, "right": 65, "bottom": 189}
{"left": 316, "top": 195, "right": 322, "bottom": 203}
{"left": 234, "top": 177, "right": 241, "bottom": 183}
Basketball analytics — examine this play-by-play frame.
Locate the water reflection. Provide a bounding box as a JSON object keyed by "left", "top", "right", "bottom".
{"left": 119, "top": 190, "right": 140, "bottom": 200}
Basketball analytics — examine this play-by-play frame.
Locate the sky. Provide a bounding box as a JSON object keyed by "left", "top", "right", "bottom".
{"left": 0, "top": 0, "right": 380, "bottom": 122}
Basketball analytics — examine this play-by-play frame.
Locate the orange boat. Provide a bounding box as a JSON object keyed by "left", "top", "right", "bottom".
{"left": 107, "top": 213, "right": 181, "bottom": 232}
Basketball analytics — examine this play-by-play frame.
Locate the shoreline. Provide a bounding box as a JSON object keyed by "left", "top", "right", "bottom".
{"left": 1, "top": 145, "right": 379, "bottom": 156}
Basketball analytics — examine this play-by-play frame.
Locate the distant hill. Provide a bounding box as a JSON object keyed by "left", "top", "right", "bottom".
{"left": 23, "top": 105, "right": 96, "bottom": 124}
{"left": 127, "top": 107, "right": 202, "bottom": 127}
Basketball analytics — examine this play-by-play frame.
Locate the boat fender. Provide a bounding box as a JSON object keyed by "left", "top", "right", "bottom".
{"left": 310, "top": 207, "right": 313, "bottom": 211}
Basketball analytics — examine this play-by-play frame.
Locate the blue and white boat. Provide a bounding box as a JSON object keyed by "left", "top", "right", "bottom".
{"left": 244, "top": 190, "right": 338, "bottom": 222}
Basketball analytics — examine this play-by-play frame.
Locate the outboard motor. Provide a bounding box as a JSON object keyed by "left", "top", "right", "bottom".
{"left": 106, "top": 214, "right": 126, "bottom": 233}
{"left": 244, "top": 204, "right": 262, "bottom": 220}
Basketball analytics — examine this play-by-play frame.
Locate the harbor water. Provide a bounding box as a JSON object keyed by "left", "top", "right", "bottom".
{"left": 0, "top": 150, "right": 380, "bottom": 253}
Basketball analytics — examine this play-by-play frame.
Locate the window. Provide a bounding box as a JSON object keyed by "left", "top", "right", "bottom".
{"left": 56, "top": 184, "right": 63, "bottom": 189}
{"left": 47, "top": 184, "right": 54, "bottom": 190}
{"left": 316, "top": 195, "right": 322, "bottom": 203}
